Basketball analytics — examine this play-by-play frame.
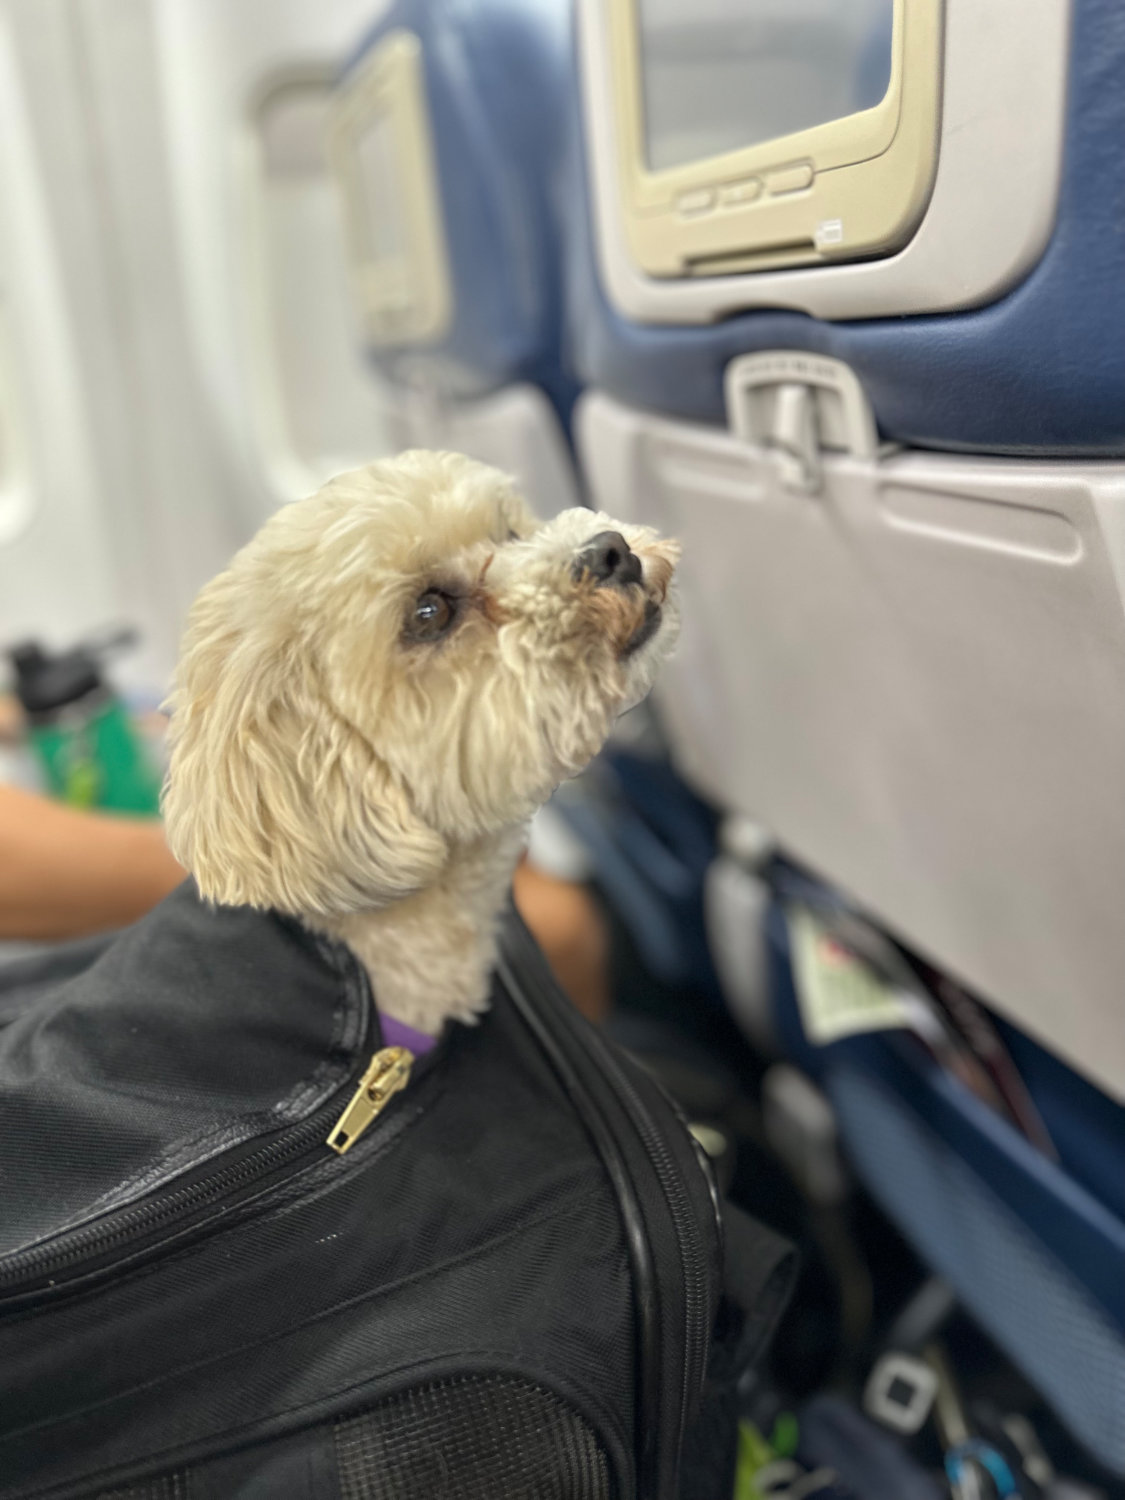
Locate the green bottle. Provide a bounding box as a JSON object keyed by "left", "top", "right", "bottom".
{"left": 9, "top": 634, "right": 162, "bottom": 816}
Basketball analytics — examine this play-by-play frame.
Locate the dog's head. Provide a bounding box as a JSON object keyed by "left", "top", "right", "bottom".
{"left": 163, "top": 451, "right": 679, "bottom": 918}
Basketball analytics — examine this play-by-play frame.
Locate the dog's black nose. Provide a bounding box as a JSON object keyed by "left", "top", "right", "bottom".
{"left": 575, "top": 530, "right": 643, "bottom": 588}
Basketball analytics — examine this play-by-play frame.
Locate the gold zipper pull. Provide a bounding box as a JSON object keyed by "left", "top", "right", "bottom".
{"left": 327, "top": 1046, "right": 414, "bottom": 1155}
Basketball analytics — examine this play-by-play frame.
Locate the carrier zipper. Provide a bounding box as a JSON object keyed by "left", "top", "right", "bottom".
{"left": 589, "top": 1047, "right": 711, "bottom": 1453}
{"left": 327, "top": 1046, "right": 413, "bottom": 1153}
{"left": 497, "top": 914, "right": 713, "bottom": 1499}
{"left": 0, "top": 1022, "right": 418, "bottom": 1303}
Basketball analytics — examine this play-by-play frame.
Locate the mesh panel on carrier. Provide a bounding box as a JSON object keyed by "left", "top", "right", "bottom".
{"left": 334, "top": 1375, "right": 615, "bottom": 1500}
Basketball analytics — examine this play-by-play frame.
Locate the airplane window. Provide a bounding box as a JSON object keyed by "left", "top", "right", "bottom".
{"left": 251, "top": 76, "right": 392, "bottom": 486}
{"left": 637, "top": 0, "right": 895, "bottom": 172}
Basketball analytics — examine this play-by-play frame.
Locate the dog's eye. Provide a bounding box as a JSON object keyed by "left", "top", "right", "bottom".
{"left": 506, "top": 529, "right": 519, "bottom": 542}
{"left": 409, "top": 589, "right": 457, "bottom": 641}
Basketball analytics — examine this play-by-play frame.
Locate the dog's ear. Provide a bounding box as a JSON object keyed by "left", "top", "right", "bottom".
{"left": 163, "top": 575, "right": 448, "bottom": 918}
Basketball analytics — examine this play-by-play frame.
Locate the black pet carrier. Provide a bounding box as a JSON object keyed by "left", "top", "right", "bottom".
{"left": 0, "top": 882, "right": 793, "bottom": 1499}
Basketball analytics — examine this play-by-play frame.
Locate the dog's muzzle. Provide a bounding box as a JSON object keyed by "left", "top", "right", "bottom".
{"left": 574, "top": 531, "right": 663, "bottom": 657}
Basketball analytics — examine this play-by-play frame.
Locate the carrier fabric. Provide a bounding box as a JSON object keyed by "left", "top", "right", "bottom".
{"left": 90, "top": 1379, "right": 613, "bottom": 1500}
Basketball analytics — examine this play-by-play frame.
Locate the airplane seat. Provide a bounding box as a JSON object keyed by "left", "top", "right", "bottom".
{"left": 330, "top": 0, "right": 580, "bottom": 519}
{"left": 569, "top": 0, "right": 1125, "bottom": 1470}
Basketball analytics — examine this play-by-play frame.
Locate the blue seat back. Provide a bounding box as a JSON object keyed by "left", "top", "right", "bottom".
{"left": 568, "top": 0, "right": 1125, "bottom": 455}
{"left": 341, "top": 0, "right": 578, "bottom": 427}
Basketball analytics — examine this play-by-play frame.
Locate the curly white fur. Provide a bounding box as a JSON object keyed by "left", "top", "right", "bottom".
{"left": 163, "top": 451, "right": 679, "bottom": 1034}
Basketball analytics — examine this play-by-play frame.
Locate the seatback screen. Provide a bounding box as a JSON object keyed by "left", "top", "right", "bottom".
{"left": 638, "top": 0, "right": 894, "bottom": 172}
{"left": 355, "top": 113, "right": 405, "bottom": 262}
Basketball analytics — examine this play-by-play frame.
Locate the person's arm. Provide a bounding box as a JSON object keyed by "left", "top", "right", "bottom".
{"left": 512, "top": 857, "right": 610, "bottom": 1024}
{"left": 0, "top": 784, "right": 185, "bottom": 941}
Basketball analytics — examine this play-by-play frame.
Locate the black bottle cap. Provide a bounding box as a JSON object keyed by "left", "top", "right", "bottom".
{"left": 8, "top": 641, "right": 104, "bottom": 718}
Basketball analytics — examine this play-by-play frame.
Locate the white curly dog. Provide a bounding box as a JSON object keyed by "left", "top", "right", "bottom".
{"left": 163, "top": 451, "right": 680, "bottom": 1037}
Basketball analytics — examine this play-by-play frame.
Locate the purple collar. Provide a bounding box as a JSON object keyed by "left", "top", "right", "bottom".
{"left": 379, "top": 1012, "right": 438, "bottom": 1055}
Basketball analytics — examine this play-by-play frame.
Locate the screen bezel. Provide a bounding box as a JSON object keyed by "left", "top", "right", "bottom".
{"left": 328, "top": 31, "right": 452, "bottom": 346}
{"left": 608, "top": 0, "right": 942, "bottom": 277}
